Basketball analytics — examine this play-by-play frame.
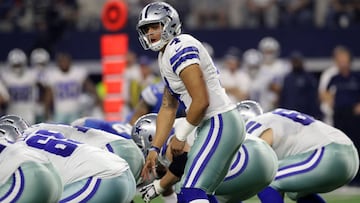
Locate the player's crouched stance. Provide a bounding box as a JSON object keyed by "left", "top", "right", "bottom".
{"left": 133, "top": 114, "right": 278, "bottom": 203}
{"left": 0, "top": 115, "right": 137, "bottom": 203}
{"left": 0, "top": 124, "right": 62, "bottom": 203}
{"left": 240, "top": 101, "right": 360, "bottom": 203}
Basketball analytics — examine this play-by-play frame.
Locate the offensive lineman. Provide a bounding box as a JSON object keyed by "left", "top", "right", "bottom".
{"left": 25, "top": 120, "right": 144, "bottom": 183}
{"left": 1, "top": 119, "right": 137, "bottom": 203}
{"left": 0, "top": 124, "right": 62, "bottom": 203}
{"left": 243, "top": 106, "right": 359, "bottom": 203}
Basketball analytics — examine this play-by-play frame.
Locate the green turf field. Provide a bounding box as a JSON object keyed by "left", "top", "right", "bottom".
{"left": 133, "top": 186, "right": 360, "bottom": 203}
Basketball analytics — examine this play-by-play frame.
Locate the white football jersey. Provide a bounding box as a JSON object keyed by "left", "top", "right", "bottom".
{"left": 0, "top": 139, "right": 50, "bottom": 184}
{"left": 158, "top": 34, "right": 235, "bottom": 119}
{"left": 1, "top": 69, "right": 38, "bottom": 124}
{"left": 21, "top": 129, "right": 129, "bottom": 185}
{"left": 42, "top": 66, "right": 87, "bottom": 114}
{"left": 246, "top": 108, "right": 353, "bottom": 159}
{"left": 26, "top": 123, "right": 123, "bottom": 149}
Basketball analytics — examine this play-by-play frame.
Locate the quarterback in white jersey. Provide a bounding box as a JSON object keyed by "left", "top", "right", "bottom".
{"left": 2, "top": 49, "right": 38, "bottom": 124}
{"left": 244, "top": 107, "right": 359, "bottom": 202}
{"left": 0, "top": 124, "right": 62, "bottom": 203}
{"left": 14, "top": 123, "right": 137, "bottom": 203}
{"left": 137, "top": 2, "right": 245, "bottom": 202}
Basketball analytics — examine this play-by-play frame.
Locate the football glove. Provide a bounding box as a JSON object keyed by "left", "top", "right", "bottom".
{"left": 139, "top": 179, "right": 164, "bottom": 203}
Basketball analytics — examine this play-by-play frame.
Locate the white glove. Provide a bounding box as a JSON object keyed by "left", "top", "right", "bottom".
{"left": 139, "top": 180, "right": 164, "bottom": 203}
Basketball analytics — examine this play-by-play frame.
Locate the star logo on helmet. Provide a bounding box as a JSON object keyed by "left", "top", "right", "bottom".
{"left": 135, "top": 126, "right": 142, "bottom": 135}
{"left": 162, "top": 5, "right": 171, "bottom": 13}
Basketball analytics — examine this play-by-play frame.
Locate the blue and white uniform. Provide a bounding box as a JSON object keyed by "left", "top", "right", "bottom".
{"left": 21, "top": 128, "right": 136, "bottom": 203}
{"left": 247, "top": 108, "right": 359, "bottom": 200}
{"left": 1, "top": 69, "right": 38, "bottom": 124}
{"left": 0, "top": 138, "right": 62, "bottom": 203}
{"left": 27, "top": 121, "right": 144, "bottom": 184}
{"left": 158, "top": 34, "right": 245, "bottom": 195}
{"left": 42, "top": 66, "right": 88, "bottom": 124}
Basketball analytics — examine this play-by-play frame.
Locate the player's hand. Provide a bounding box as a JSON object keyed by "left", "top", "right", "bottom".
{"left": 171, "top": 136, "right": 185, "bottom": 156}
{"left": 139, "top": 180, "right": 161, "bottom": 203}
{"left": 141, "top": 150, "right": 158, "bottom": 181}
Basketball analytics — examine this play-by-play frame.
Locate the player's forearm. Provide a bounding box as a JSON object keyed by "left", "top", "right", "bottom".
{"left": 152, "top": 107, "right": 176, "bottom": 148}
{"left": 186, "top": 98, "right": 208, "bottom": 125}
{"left": 160, "top": 170, "right": 180, "bottom": 190}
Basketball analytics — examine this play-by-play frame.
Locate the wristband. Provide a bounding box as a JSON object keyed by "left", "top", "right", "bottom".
{"left": 175, "top": 119, "right": 196, "bottom": 141}
{"left": 149, "top": 146, "right": 161, "bottom": 154}
{"left": 153, "top": 179, "right": 165, "bottom": 194}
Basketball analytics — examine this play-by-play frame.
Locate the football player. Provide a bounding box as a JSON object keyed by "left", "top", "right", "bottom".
{"left": 137, "top": 2, "right": 245, "bottom": 202}
{"left": 1, "top": 114, "right": 144, "bottom": 185}
{"left": 242, "top": 103, "right": 359, "bottom": 203}
{"left": 1, "top": 117, "right": 136, "bottom": 203}
{"left": 0, "top": 124, "right": 62, "bottom": 203}
{"left": 30, "top": 48, "right": 53, "bottom": 123}
{"left": 1, "top": 48, "right": 38, "bottom": 124}
{"left": 250, "top": 37, "right": 290, "bottom": 112}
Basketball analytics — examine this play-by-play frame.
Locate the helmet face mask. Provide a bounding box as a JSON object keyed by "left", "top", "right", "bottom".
{"left": 0, "top": 124, "right": 22, "bottom": 143}
{"left": 237, "top": 100, "right": 263, "bottom": 122}
{"left": 137, "top": 2, "right": 181, "bottom": 51}
{"left": 0, "top": 115, "right": 29, "bottom": 134}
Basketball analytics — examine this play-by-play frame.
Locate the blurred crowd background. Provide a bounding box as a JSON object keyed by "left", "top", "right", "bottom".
{"left": 0, "top": 0, "right": 360, "bottom": 175}
{"left": 0, "top": 0, "right": 360, "bottom": 32}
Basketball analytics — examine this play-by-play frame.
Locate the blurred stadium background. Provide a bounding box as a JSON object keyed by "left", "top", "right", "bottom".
{"left": 1, "top": 0, "right": 360, "bottom": 202}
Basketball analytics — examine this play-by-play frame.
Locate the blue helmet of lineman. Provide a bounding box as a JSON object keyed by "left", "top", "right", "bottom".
{"left": 131, "top": 113, "right": 158, "bottom": 157}
{"left": 237, "top": 100, "right": 263, "bottom": 122}
{"left": 0, "top": 115, "right": 29, "bottom": 133}
{"left": 0, "top": 124, "right": 22, "bottom": 143}
{"left": 137, "top": 2, "right": 182, "bottom": 51}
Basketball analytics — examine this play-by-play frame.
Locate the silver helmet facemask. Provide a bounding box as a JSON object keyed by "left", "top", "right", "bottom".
{"left": 137, "top": 2, "right": 181, "bottom": 51}
{"left": 0, "top": 115, "right": 29, "bottom": 133}
{"left": 0, "top": 124, "right": 22, "bottom": 143}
